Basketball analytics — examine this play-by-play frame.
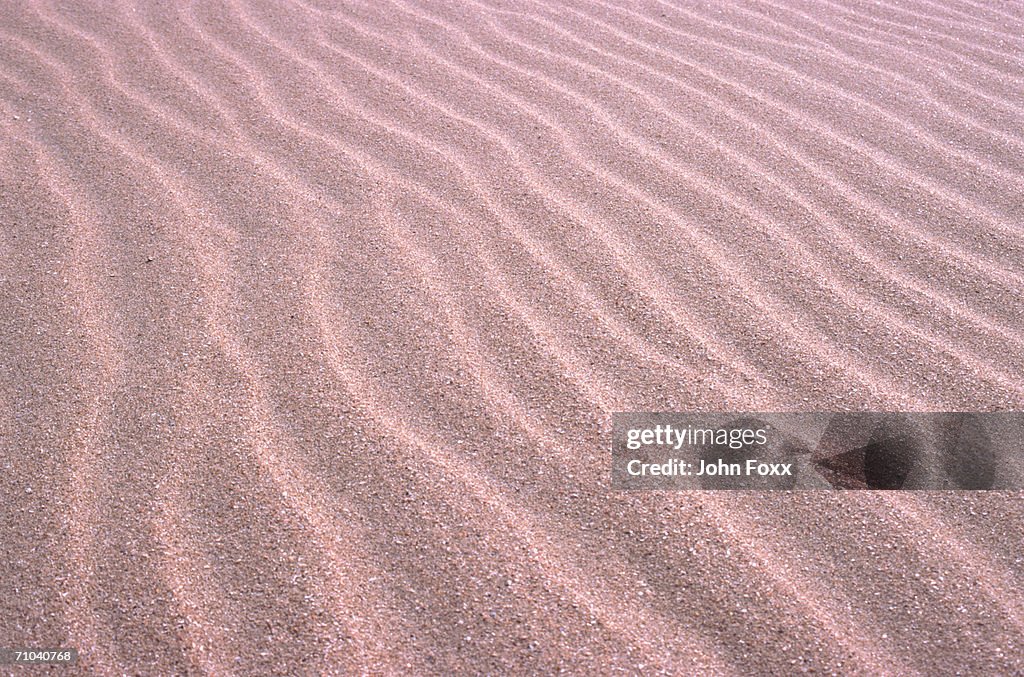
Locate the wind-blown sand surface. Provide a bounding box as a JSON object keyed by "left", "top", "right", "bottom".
{"left": 1, "top": 0, "right": 1023, "bottom": 673}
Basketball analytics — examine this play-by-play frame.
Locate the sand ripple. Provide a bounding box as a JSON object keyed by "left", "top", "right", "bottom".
{"left": 1, "top": 0, "right": 1022, "bottom": 673}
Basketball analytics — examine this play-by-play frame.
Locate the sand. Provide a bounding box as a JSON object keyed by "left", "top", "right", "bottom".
{"left": 1, "top": 0, "right": 1022, "bottom": 673}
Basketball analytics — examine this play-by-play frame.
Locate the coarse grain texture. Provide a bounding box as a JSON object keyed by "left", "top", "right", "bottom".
{"left": 1, "top": 0, "right": 1023, "bottom": 674}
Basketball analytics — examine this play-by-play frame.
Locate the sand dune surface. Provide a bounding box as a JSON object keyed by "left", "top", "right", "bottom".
{"left": 1, "top": 0, "right": 1023, "bottom": 673}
